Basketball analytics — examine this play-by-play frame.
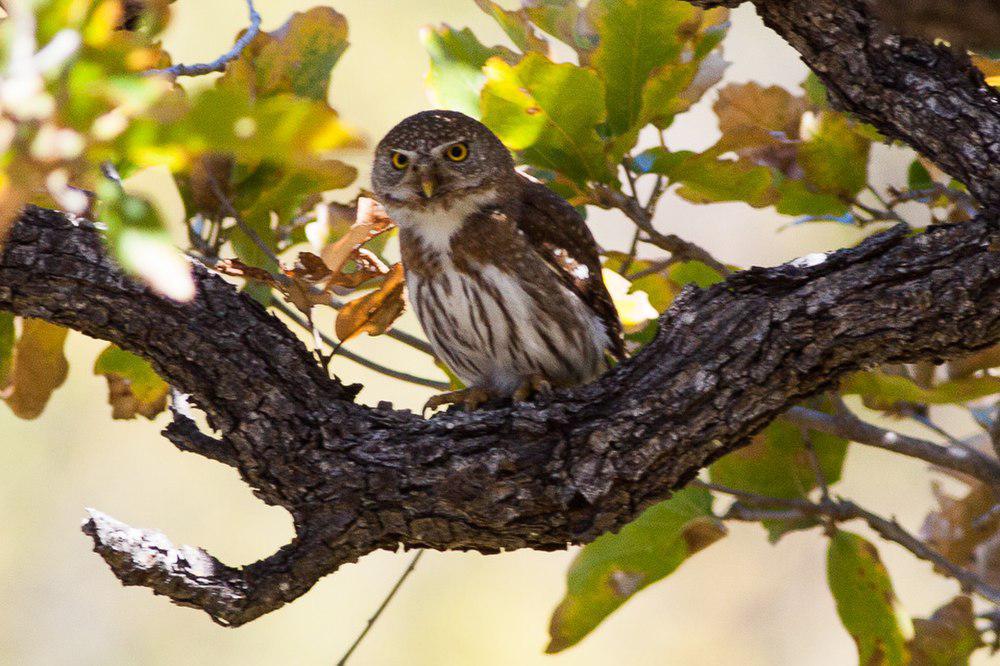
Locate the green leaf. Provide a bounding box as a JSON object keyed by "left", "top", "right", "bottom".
{"left": 802, "top": 71, "right": 829, "bottom": 109}
{"left": 710, "top": 407, "right": 847, "bottom": 541}
{"left": 842, "top": 371, "right": 1000, "bottom": 409}
{"left": 798, "top": 111, "right": 871, "bottom": 199}
{"left": 636, "top": 148, "right": 775, "bottom": 206}
{"left": 827, "top": 531, "right": 909, "bottom": 666}
{"left": 473, "top": 0, "right": 550, "bottom": 54}
{"left": 547, "top": 486, "right": 726, "bottom": 652}
{"left": 422, "top": 25, "right": 510, "bottom": 118}
{"left": 908, "top": 159, "right": 934, "bottom": 191}
{"left": 908, "top": 597, "right": 983, "bottom": 666}
{"left": 774, "top": 177, "right": 850, "bottom": 217}
{"left": 523, "top": 0, "right": 586, "bottom": 51}
{"left": 93, "top": 344, "right": 169, "bottom": 420}
{"left": 588, "top": 0, "right": 697, "bottom": 135}
{"left": 481, "top": 53, "right": 611, "bottom": 184}
{"left": 218, "top": 7, "right": 349, "bottom": 101}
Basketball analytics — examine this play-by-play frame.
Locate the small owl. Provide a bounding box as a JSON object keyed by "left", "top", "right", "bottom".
{"left": 372, "top": 110, "right": 624, "bottom": 410}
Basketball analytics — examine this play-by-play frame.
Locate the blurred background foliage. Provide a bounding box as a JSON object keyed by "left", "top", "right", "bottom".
{"left": 1, "top": 0, "right": 999, "bottom": 664}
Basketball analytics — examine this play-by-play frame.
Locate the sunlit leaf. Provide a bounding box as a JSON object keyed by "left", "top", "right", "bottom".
{"left": 481, "top": 53, "right": 611, "bottom": 184}
{"left": 2, "top": 319, "right": 69, "bottom": 420}
{"left": 908, "top": 597, "right": 983, "bottom": 665}
{"left": 473, "top": 0, "right": 550, "bottom": 54}
{"left": 547, "top": 486, "right": 726, "bottom": 652}
{"left": 422, "top": 25, "right": 511, "bottom": 118}
{"left": 588, "top": 0, "right": 697, "bottom": 135}
{"left": 93, "top": 344, "right": 168, "bottom": 420}
{"left": 218, "top": 7, "right": 349, "bottom": 101}
{"left": 827, "top": 531, "right": 909, "bottom": 666}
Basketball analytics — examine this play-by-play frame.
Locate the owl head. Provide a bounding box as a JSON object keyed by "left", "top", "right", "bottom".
{"left": 371, "top": 110, "right": 515, "bottom": 206}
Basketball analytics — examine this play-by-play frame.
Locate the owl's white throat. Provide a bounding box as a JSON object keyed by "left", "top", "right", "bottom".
{"left": 384, "top": 186, "right": 499, "bottom": 256}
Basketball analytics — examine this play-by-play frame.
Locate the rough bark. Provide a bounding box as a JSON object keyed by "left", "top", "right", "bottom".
{"left": 0, "top": 0, "right": 999, "bottom": 626}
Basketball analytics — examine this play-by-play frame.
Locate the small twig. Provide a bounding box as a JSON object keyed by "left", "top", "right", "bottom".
{"left": 206, "top": 175, "right": 281, "bottom": 268}
{"left": 592, "top": 184, "right": 732, "bottom": 277}
{"left": 147, "top": 0, "right": 261, "bottom": 78}
{"left": 273, "top": 301, "right": 449, "bottom": 390}
{"left": 619, "top": 227, "right": 643, "bottom": 277}
{"left": 785, "top": 405, "right": 1000, "bottom": 486}
{"left": 695, "top": 479, "right": 1000, "bottom": 606}
{"left": 336, "top": 550, "right": 424, "bottom": 666}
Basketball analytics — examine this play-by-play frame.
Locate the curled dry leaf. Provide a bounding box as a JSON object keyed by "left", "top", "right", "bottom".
{"left": 214, "top": 197, "right": 396, "bottom": 319}
{"left": 908, "top": 596, "right": 983, "bottom": 666}
{"left": 335, "top": 263, "right": 406, "bottom": 342}
{"left": 319, "top": 197, "right": 394, "bottom": 277}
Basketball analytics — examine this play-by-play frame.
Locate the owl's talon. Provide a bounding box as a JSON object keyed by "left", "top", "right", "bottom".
{"left": 423, "top": 387, "right": 492, "bottom": 415}
{"left": 513, "top": 374, "right": 553, "bottom": 402}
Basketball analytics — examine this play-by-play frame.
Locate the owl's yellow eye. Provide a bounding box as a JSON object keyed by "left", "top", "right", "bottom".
{"left": 390, "top": 151, "right": 409, "bottom": 170}
{"left": 446, "top": 142, "right": 469, "bottom": 162}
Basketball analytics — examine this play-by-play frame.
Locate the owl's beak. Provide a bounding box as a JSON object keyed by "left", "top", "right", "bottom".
{"left": 420, "top": 174, "right": 437, "bottom": 198}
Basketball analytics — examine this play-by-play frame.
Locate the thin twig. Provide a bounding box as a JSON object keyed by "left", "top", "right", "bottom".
{"left": 273, "top": 301, "right": 449, "bottom": 390}
{"left": 785, "top": 405, "right": 1000, "bottom": 486}
{"left": 336, "top": 550, "right": 424, "bottom": 666}
{"left": 206, "top": 175, "right": 281, "bottom": 268}
{"left": 592, "top": 183, "right": 732, "bottom": 277}
{"left": 694, "top": 479, "right": 1000, "bottom": 606}
{"left": 148, "top": 0, "right": 261, "bottom": 78}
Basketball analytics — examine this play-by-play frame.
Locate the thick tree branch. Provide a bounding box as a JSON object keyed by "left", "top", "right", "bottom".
{"left": 2, "top": 203, "right": 997, "bottom": 625}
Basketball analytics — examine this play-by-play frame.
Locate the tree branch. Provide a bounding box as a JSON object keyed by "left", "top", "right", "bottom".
{"left": 706, "top": 481, "right": 1000, "bottom": 605}
{"left": 2, "top": 201, "right": 998, "bottom": 625}
{"left": 147, "top": 0, "right": 261, "bottom": 78}
{"left": 785, "top": 405, "right": 1000, "bottom": 486}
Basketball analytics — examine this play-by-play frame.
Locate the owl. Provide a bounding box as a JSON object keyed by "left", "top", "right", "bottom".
{"left": 371, "top": 110, "right": 624, "bottom": 411}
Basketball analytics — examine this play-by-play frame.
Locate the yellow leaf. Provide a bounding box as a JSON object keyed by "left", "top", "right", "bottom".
{"left": 3, "top": 320, "right": 69, "bottom": 420}
{"left": 602, "top": 268, "right": 658, "bottom": 333}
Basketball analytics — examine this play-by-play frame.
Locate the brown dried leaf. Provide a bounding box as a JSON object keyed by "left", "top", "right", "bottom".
{"left": 711, "top": 82, "right": 808, "bottom": 175}
{"left": 320, "top": 197, "right": 394, "bottom": 274}
{"left": 908, "top": 596, "right": 984, "bottom": 665}
{"left": 335, "top": 263, "right": 405, "bottom": 342}
{"left": 214, "top": 258, "right": 280, "bottom": 286}
{"left": 921, "top": 481, "right": 999, "bottom": 568}
{"left": 2, "top": 320, "right": 69, "bottom": 420}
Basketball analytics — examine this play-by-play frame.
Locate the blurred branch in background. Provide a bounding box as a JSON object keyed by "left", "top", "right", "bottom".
{"left": 147, "top": 0, "right": 261, "bottom": 78}
{"left": 872, "top": 0, "right": 1000, "bottom": 52}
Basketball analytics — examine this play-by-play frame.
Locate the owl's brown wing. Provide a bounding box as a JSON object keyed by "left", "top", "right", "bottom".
{"left": 515, "top": 175, "right": 626, "bottom": 360}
